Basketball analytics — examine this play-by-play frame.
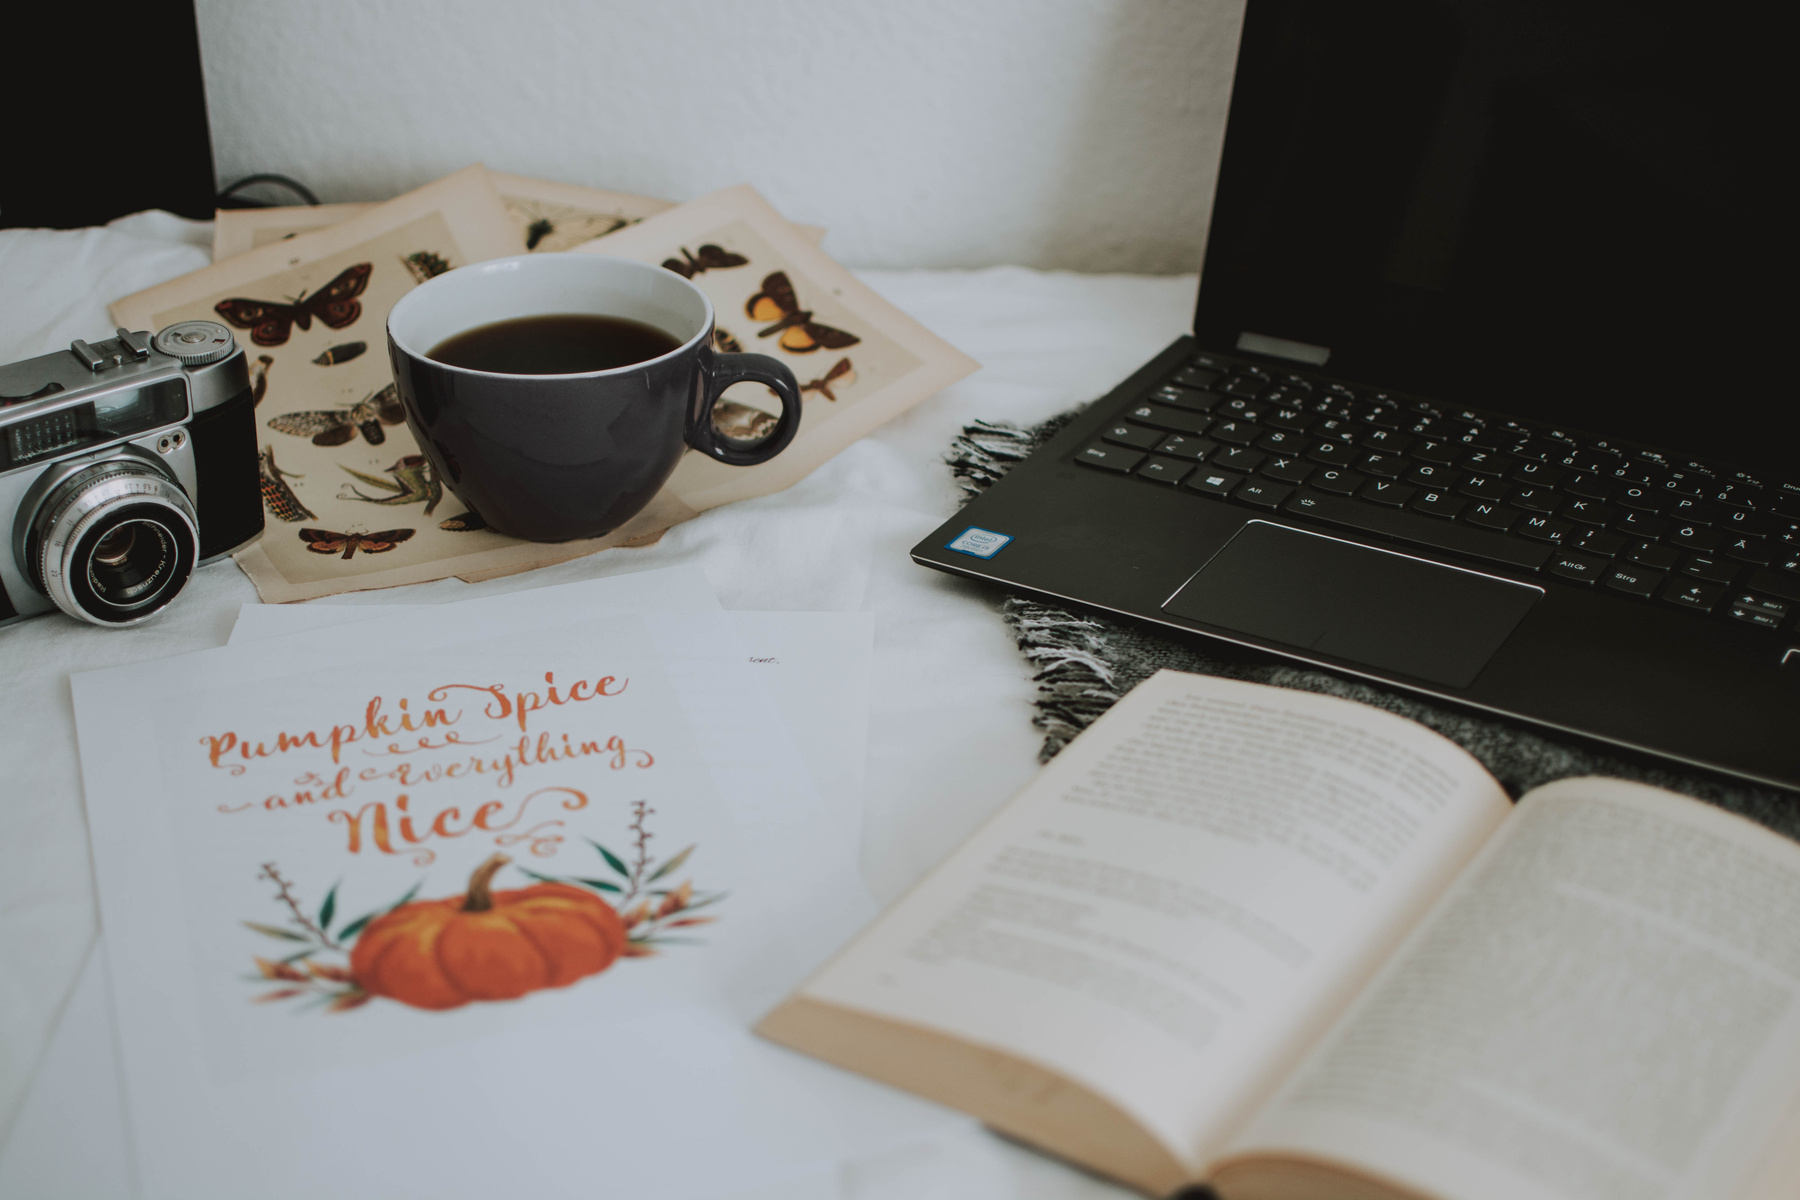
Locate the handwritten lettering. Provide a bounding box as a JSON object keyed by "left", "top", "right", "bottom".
{"left": 326, "top": 786, "right": 590, "bottom": 864}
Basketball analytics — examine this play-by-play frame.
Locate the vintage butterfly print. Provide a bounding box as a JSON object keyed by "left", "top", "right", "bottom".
{"left": 267, "top": 383, "right": 406, "bottom": 447}
{"left": 257, "top": 446, "right": 314, "bottom": 523}
{"left": 745, "top": 272, "right": 860, "bottom": 354}
{"left": 711, "top": 400, "right": 779, "bottom": 442}
{"left": 401, "top": 250, "right": 451, "bottom": 284}
{"left": 508, "top": 199, "right": 632, "bottom": 252}
{"left": 800, "top": 357, "right": 855, "bottom": 401}
{"left": 713, "top": 327, "right": 744, "bottom": 354}
{"left": 213, "top": 263, "right": 372, "bottom": 347}
{"left": 438, "top": 510, "right": 488, "bottom": 532}
{"left": 249, "top": 354, "right": 274, "bottom": 406}
{"left": 312, "top": 341, "right": 366, "bottom": 366}
{"left": 663, "top": 244, "right": 749, "bottom": 279}
{"left": 298, "top": 527, "right": 415, "bottom": 560}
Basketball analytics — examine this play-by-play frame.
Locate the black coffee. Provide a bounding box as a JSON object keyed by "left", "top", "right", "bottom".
{"left": 428, "top": 314, "right": 682, "bottom": 375}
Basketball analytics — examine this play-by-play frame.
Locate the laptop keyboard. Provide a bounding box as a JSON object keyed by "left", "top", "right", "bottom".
{"left": 1073, "top": 352, "right": 1800, "bottom": 636}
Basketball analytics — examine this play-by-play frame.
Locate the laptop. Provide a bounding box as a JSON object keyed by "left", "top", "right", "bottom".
{"left": 913, "top": 0, "right": 1799, "bottom": 791}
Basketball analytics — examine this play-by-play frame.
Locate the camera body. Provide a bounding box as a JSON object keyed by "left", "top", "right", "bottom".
{"left": 0, "top": 322, "right": 263, "bottom": 628}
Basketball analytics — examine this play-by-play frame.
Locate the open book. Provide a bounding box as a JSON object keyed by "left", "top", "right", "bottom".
{"left": 758, "top": 671, "right": 1800, "bottom": 1200}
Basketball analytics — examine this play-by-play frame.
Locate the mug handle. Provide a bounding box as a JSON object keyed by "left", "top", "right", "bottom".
{"left": 688, "top": 351, "right": 804, "bottom": 466}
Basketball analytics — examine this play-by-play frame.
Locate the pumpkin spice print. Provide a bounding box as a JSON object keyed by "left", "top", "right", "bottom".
{"left": 243, "top": 801, "right": 722, "bottom": 1012}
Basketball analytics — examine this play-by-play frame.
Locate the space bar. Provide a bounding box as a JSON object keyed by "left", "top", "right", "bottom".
{"left": 1279, "top": 491, "right": 1549, "bottom": 572}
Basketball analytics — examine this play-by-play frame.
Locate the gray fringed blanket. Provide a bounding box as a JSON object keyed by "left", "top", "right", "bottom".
{"left": 947, "top": 416, "right": 1799, "bottom": 839}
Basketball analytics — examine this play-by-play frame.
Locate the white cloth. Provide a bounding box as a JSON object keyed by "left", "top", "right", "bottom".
{"left": 0, "top": 212, "right": 1197, "bottom": 1198}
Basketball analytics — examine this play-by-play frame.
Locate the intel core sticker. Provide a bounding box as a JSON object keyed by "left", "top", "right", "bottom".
{"left": 947, "top": 527, "right": 1012, "bottom": 558}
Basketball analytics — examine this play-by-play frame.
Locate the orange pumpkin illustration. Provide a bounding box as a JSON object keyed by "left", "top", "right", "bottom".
{"left": 349, "top": 853, "right": 627, "bottom": 1010}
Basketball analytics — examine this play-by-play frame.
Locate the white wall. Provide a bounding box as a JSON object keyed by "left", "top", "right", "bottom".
{"left": 196, "top": 0, "right": 1242, "bottom": 273}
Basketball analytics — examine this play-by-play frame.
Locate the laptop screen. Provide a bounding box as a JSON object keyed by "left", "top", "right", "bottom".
{"left": 1194, "top": 1, "right": 1790, "bottom": 478}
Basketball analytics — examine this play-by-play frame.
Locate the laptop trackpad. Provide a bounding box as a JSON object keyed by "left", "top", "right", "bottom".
{"left": 1163, "top": 521, "right": 1541, "bottom": 689}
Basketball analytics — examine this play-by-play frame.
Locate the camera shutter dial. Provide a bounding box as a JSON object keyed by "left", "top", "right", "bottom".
{"left": 153, "top": 321, "right": 236, "bottom": 366}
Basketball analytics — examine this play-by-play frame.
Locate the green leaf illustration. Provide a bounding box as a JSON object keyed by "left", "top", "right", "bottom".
{"left": 336, "top": 914, "right": 374, "bottom": 942}
{"left": 519, "top": 866, "right": 623, "bottom": 894}
{"left": 387, "top": 880, "right": 423, "bottom": 911}
{"left": 516, "top": 866, "right": 562, "bottom": 885}
{"left": 573, "top": 877, "right": 622, "bottom": 893}
{"left": 279, "top": 948, "right": 319, "bottom": 964}
{"left": 318, "top": 882, "right": 339, "bottom": 933}
{"left": 646, "top": 844, "right": 695, "bottom": 883}
{"left": 243, "top": 921, "right": 309, "bottom": 943}
{"left": 588, "top": 838, "right": 631, "bottom": 879}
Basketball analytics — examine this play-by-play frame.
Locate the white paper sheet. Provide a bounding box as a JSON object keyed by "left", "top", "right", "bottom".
{"left": 67, "top": 582, "right": 942, "bottom": 1199}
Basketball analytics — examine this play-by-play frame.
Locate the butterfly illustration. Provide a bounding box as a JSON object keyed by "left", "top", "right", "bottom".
{"left": 663, "top": 244, "right": 748, "bottom": 279}
{"left": 401, "top": 251, "right": 451, "bottom": 284}
{"left": 339, "top": 454, "right": 442, "bottom": 515}
{"left": 267, "top": 384, "right": 406, "bottom": 447}
{"left": 249, "top": 354, "right": 274, "bottom": 406}
{"left": 312, "top": 341, "right": 366, "bottom": 366}
{"left": 745, "top": 272, "right": 860, "bottom": 354}
{"left": 801, "top": 357, "right": 855, "bottom": 401}
{"left": 299, "top": 527, "right": 415, "bottom": 560}
{"left": 713, "top": 327, "right": 744, "bottom": 354}
{"left": 257, "top": 446, "right": 314, "bottom": 522}
{"left": 214, "top": 263, "right": 372, "bottom": 347}
{"left": 505, "top": 199, "right": 632, "bottom": 252}
{"left": 711, "top": 400, "right": 779, "bottom": 442}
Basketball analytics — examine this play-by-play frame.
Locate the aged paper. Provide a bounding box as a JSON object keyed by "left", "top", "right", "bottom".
{"left": 214, "top": 172, "right": 824, "bottom": 260}
{"left": 577, "top": 184, "right": 979, "bottom": 512}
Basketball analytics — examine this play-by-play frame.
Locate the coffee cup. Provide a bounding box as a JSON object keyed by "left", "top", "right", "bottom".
{"left": 387, "top": 253, "right": 801, "bottom": 542}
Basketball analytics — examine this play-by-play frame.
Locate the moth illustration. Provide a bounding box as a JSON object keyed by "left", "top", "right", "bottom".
{"left": 214, "top": 262, "right": 372, "bottom": 347}
{"left": 801, "top": 357, "right": 855, "bottom": 401}
{"left": 312, "top": 341, "right": 366, "bottom": 366}
{"left": 250, "top": 354, "right": 274, "bottom": 406}
{"left": 745, "top": 272, "right": 860, "bottom": 353}
{"left": 507, "top": 199, "right": 632, "bottom": 252}
{"left": 711, "top": 400, "right": 779, "bottom": 442}
{"left": 663, "top": 244, "right": 748, "bottom": 279}
{"left": 299, "top": 527, "right": 415, "bottom": 560}
{"left": 267, "top": 383, "right": 405, "bottom": 447}
{"left": 338, "top": 454, "right": 442, "bottom": 515}
{"left": 713, "top": 327, "right": 744, "bottom": 354}
{"left": 438, "top": 510, "right": 488, "bottom": 532}
{"left": 401, "top": 251, "right": 452, "bottom": 284}
{"left": 257, "top": 446, "right": 314, "bottom": 522}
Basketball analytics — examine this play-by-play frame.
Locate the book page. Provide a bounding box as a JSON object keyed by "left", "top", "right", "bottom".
{"left": 1216, "top": 778, "right": 1800, "bottom": 1200}
{"left": 770, "top": 671, "right": 1510, "bottom": 1180}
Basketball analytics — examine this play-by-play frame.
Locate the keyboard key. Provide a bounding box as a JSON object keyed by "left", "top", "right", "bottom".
{"left": 1749, "top": 567, "right": 1800, "bottom": 604}
{"left": 1102, "top": 422, "right": 1164, "bottom": 450}
{"left": 1564, "top": 474, "right": 1612, "bottom": 501}
{"left": 1560, "top": 497, "right": 1615, "bottom": 525}
{"left": 1310, "top": 468, "right": 1365, "bottom": 496}
{"left": 1215, "top": 398, "right": 1267, "bottom": 422}
{"left": 1125, "top": 403, "right": 1212, "bottom": 434}
{"left": 1663, "top": 579, "right": 1725, "bottom": 613}
{"left": 1360, "top": 429, "right": 1416, "bottom": 454}
{"left": 1256, "top": 428, "right": 1306, "bottom": 454}
{"left": 1209, "top": 419, "right": 1261, "bottom": 446}
{"left": 1156, "top": 434, "right": 1217, "bottom": 461}
{"left": 1265, "top": 407, "right": 1314, "bottom": 433}
{"left": 1410, "top": 490, "right": 1465, "bottom": 519}
{"left": 1459, "top": 474, "right": 1509, "bottom": 503}
{"left": 1668, "top": 524, "right": 1720, "bottom": 551}
{"left": 1412, "top": 441, "right": 1459, "bottom": 466}
{"left": 1185, "top": 467, "right": 1243, "bottom": 497}
{"left": 1614, "top": 484, "right": 1660, "bottom": 512}
{"left": 1361, "top": 480, "right": 1418, "bottom": 507}
{"left": 1511, "top": 462, "right": 1565, "bottom": 487}
{"left": 1136, "top": 456, "right": 1192, "bottom": 485}
{"left": 1219, "top": 376, "right": 1266, "bottom": 398}
{"left": 1074, "top": 442, "right": 1145, "bottom": 473}
{"left": 1510, "top": 486, "right": 1559, "bottom": 513}
{"left": 1722, "top": 535, "right": 1773, "bottom": 564}
{"left": 1152, "top": 386, "right": 1218, "bottom": 414}
{"left": 1234, "top": 479, "right": 1293, "bottom": 510}
{"left": 1727, "top": 594, "right": 1788, "bottom": 629}
{"left": 1663, "top": 496, "right": 1722, "bottom": 524}
{"left": 1602, "top": 563, "right": 1663, "bottom": 597}
{"left": 1212, "top": 446, "right": 1265, "bottom": 472}
{"left": 1459, "top": 449, "right": 1508, "bottom": 475}
{"left": 1406, "top": 463, "right": 1452, "bottom": 488}
{"left": 1465, "top": 503, "right": 1520, "bottom": 532}
{"left": 1361, "top": 453, "right": 1406, "bottom": 478}
{"left": 1172, "top": 366, "right": 1220, "bottom": 389}
{"left": 1681, "top": 554, "right": 1739, "bottom": 584}
{"left": 1261, "top": 456, "right": 1313, "bottom": 485}
{"left": 1517, "top": 514, "right": 1574, "bottom": 543}
{"left": 1307, "top": 440, "right": 1357, "bottom": 467}
{"left": 1572, "top": 529, "right": 1625, "bottom": 557}
{"left": 1614, "top": 511, "right": 1671, "bottom": 538}
{"left": 1625, "top": 540, "right": 1682, "bottom": 570}
{"left": 1280, "top": 490, "right": 1551, "bottom": 571}
{"left": 1548, "top": 550, "right": 1610, "bottom": 585}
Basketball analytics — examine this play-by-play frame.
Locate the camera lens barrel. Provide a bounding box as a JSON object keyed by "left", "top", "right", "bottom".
{"left": 27, "top": 457, "right": 199, "bottom": 625}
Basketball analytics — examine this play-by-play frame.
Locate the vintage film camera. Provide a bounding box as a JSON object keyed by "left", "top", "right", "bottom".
{"left": 0, "top": 322, "right": 263, "bottom": 628}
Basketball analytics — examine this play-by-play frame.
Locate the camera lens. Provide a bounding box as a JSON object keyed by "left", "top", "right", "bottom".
{"left": 21, "top": 455, "right": 199, "bottom": 626}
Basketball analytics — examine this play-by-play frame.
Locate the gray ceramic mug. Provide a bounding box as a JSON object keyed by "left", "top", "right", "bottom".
{"left": 387, "top": 253, "right": 801, "bottom": 542}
